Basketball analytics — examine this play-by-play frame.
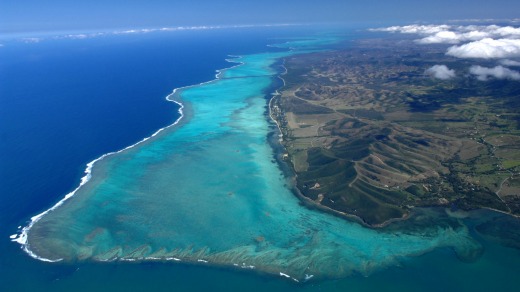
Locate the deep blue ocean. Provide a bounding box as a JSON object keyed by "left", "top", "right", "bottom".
{"left": 1, "top": 26, "right": 520, "bottom": 291}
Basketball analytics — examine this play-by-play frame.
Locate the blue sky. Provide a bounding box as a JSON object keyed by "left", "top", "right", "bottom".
{"left": 2, "top": 0, "right": 520, "bottom": 33}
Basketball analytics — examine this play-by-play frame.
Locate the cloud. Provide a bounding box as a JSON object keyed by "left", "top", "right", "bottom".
{"left": 417, "top": 31, "right": 461, "bottom": 44}
{"left": 371, "top": 25, "right": 451, "bottom": 35}
{"left": 425, "top": 65, "right": 456, "bottom": 80}
{"left": 459, "top": 30, "right": 491, "bottom": 41}
{"left": 63, "top": 34, "right": 89, "bottom": 39}
{"left": 446, "top": 38, "right": 520, "bottom": 59}
{"left": 14, "top": 24, "right": 297, "bottom": 43}
{"left": 492, "top": 26, "right": 520, "bottom": 37}
{"left": 372, "top": 24, "right": 520, "bottom": 46}
{"left": 499, "top": 59, "right": 520, "bottom": 66}
{"left": 447, "top": 18, "right": 520, "bottom": 25}
{"left": 21, "top": 37, "right": 42, "bottom": 43}
{"left": 416, "top": 29, "right": 495, "bottom": 44}
{"left": 372, "top": 23, "right": 520, "bottom": 77}
{"left": 469, "top": 65, "right": 520, "bottom": 81}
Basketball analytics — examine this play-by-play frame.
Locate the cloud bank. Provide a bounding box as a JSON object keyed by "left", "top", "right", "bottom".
{"left": 446, "top": 38, "right": 520, "bottom": 59}
{"left": 500, "top": 59, "right": 520, "bottom": 66}
{"left": 425, "top": 65, "right": 456, "bottom": 79}
{"left": 56, "top": 24, "right": 294, "bottom": 40}
{"left": 8, "top": 24, "right": 296, "bottom": 45}
{"left": 373, "top": 23, "right": 520, "bottom": 81}
{"left": 372, "top": 24, "right": 520, "bottom": 45}
{"left": 372, "top": 24, "right": 520, "bottom": 60}
{"left": 469, "top": 65, "right": 520, "bottom": 80}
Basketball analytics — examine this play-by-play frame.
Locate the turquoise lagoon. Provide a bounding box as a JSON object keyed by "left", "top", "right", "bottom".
{"left": 18, "top": 36, "right": 483, "bottom": 282}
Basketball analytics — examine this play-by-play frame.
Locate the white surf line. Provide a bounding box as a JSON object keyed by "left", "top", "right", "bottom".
{"left": 12, "top": 34, "right": 326, "bottom": 263}
{"left": 10, "top": 46, "right": 272, "bottom": 263}
{"left": 10, "top": 97, "right": 185, "bottom": 262}
{"left": 279, "top": 272, "right": 300, "bottom": 282}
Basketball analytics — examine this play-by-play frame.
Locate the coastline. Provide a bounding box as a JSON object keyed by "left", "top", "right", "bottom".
{"left": 268, "top": 58, "right": 406, "bottom": 229}
{"left": 14, "top": 46, "right": 328, "bottom": 281}
{"left": 11, "top": 55, "right": 250, "bottom": 261}
{"left": 10, "top": 32, "right": 491, "bottom": 282}
{"left": 270, "top": 53, "right": 520, "bottom": 229}
{"left": 11, "top": 95, "right": 186, "bottom": 262}
{"left": 3, "top": 26, "right": 520, "bottom": 291}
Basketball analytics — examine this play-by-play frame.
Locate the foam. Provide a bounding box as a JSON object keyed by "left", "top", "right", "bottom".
{"left": 278, "top": 272, "right": 299, "bottom": 282}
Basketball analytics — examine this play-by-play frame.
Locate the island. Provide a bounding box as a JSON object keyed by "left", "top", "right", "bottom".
{"left": 272, "top": 36, "right": 520, "bottom": 226}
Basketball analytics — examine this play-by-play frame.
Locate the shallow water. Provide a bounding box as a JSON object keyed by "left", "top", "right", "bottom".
{"left": 16, "top": 35, "right": 487, "bottom": 282}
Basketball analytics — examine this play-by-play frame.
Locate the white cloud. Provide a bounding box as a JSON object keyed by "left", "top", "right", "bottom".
{"left": 425, "top": 65, "right": 456, "bottom": 79}
{"left": 492, "top": 26, "right": 520, "bottom": 37}
{"left": 64, "top": 34, "right": 88, "bottom": 39}
{"left": 460, "top": 30, "right": 491, "bottom": 41}
{"left": 373, "top": 24, "right": 520, "bottom": 45}
{"left": 446, "top": 38, "right": 520, "bottom": 59}
{"left": 371, "top": 25, "right": 451, "bottom": 35}
{"left": 417, "top": 31, "right": 461, "bottom": 44}
{"left": 499, "top": 59, "right": 520, "bottom": 66}
{"left": 16, "top": 24, "right": 296, "bottom": 43}
{"left": 469, "top": 65, "right": 520, "bottom": 81}
{"left": 448, "top": 19, "right": 520, "bottom": 25}
{"left": 416, "top": 29, "right": 494, "bottom": 44}
{"left": 372, "top": 23, "right": 520, "bottom": 75}
{"left": 21, "top": 37, "right": 42, "bottom": 43}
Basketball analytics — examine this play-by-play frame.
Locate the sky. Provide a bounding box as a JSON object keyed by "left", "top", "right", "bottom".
{"left": 1, "top": 0, "right": 520, "bottom": 33}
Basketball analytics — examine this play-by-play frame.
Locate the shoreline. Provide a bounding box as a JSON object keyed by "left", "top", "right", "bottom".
{"left": 14, "top": 43, "right": 327, "bottom": 282}
{"left": 11, "top": 54, "right": 251, "bottom": 262}
{"left": 268, "top": 59, "right": 400, "bottom": 229}
{"left": 13, "top": 32, "right": 499, "bottom": 281}
{"left": 270, "top": 54, "right": 520, "bottom": 229}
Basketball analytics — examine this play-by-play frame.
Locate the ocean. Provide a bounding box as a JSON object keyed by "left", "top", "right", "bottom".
{"left": 1, "top": 26, "right": 519, "bottom": 291}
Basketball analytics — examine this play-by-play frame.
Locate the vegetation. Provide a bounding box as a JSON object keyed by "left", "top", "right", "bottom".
{"left": 272, "top": 38, "right": 520, "bottom": 226}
